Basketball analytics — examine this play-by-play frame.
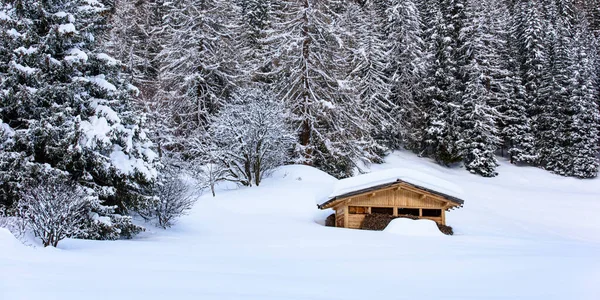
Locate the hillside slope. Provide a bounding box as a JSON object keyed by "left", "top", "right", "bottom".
{"left": 1, "top": 152, "right": 599, "bottom": 300}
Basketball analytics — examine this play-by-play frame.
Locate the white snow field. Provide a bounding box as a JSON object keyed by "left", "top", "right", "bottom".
{"left": 1, "top": 151, "right": 600, "bottom": 300}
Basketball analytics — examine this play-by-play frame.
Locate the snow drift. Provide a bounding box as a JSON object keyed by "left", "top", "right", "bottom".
{"left": 0, "top": 228, "right": 23, "bottom": 250}
{"left": 384, "top": 218, "right": 444, "bottom": 237}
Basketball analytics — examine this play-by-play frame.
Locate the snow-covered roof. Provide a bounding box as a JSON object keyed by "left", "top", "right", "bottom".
{"left": 318, "top": 168, "right": 465, "bottom": 209}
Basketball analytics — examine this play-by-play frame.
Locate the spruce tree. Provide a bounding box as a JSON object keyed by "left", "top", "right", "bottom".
{"left": 421, "top": 0, "right": 469, "bottom": 165}
{"left": 271, "top": 0, "right": 380, "bottom": 177}
{"left": 565, "top": 17, "right": 600, "bottom": 177}
{"left": 156, "top": 0, "right": 238, "bottom": 157}
{"left": 236, "top": 0, "right": 274, "bottom": 85}
{"left": 385, "top": 0, "right": 426, "bottom": 149}
{"left": 496, "top": 0, "right": 536, "bottom": 163}
{"left": 0, "top": 0, "right": 157, "bottom": 239}
{"left": 343, "top": 1, "right": 395, "bottom": 150}
{"left": 455, "top": 0, "right": 501, "bottom": 177}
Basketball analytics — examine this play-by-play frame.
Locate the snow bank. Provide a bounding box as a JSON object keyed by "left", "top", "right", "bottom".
{"left": 0, "top": 228, "right": 23, "bottom": 249}
{"left": 270, "top": 164, "right": 337, "bottom": 185}
{"left": 329, "top": 168, "right": 464, "bottom": 199}
{"left": 1, "top": 151, "right": 600, "bottom": 300}
{"left": 384, "top": 218, "right": 444, "bottom": 237}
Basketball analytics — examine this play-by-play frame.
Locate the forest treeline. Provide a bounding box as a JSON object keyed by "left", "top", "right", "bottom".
{"left": 110, "top": 0, "right": 600, "bottom": 178}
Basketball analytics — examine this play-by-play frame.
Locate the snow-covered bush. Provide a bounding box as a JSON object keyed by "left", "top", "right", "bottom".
{"left": 0, "top": 206, "right": 27, "bottom": 239}
{"left": 141, "top": 172, "right": 196, "bottom": 229}
{"left": 19, "top": 179, "right": 90, "bottom": 247}
{"left": 195, "top": 158, "right": 228, "bottom": 197}
{"left": 209, "top": 88, "right": 294, "bottom": 186}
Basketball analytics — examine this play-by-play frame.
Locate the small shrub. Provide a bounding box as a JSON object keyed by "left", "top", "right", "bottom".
{"left": 19, "top": 179, "right": 90, "bottom": 247}
{"left": 144, "top": 174, "right": 197, "bottom": 229}
{"left": 0, "top": 206, "right": 27, "bottom": 239}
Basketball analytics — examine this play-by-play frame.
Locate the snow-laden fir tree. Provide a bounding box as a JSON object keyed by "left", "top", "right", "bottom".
{"left": 513, "top": 1, "right": 547, "bottom": 155}
{"left": 564, "top": 17, "right": 600, "bottom": 178}
{"left": 208, "top": 88, "right": 294, "bottom": 186}
{"left": 342, "top": 1, "right": 395, "bottom": 150}
{"left": 455, "top": 1, "right": 501, "bottom": 177}
{"left": 235, "top": 0, "right": 276, "bottom": 85}
{"left": 384, "top": 0, "right": 426, "bottom": 149}
{"left": 420, "top": 0, "right": 469, "bottom": 165}
{"left": 494, "top": 0, "right": 536, "bottom": 164}
{"left": 574, "top": 0, "right": 600, "bottom": 35}
{"left": 156, "top": 0, "right": 239, "bottom": 157}
{"left": 537, "top": 3, "right": 575, "bottom": 175}
{"left": 271, "top": 0, "right": 381, "bottom": 177}
{"left": 0, "top": 0, "right": 158, "bottom": 239}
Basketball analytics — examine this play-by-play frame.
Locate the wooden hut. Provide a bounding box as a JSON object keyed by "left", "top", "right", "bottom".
{"left": 318, "top": 169, "right": 464, "bottom": 229}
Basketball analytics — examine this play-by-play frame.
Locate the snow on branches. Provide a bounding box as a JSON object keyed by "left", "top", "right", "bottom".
{"left": 209, "top": 88, "right": 294, "bottom": 186}
{"left": 19, "top": 179, "right": 91, "bottom": 247}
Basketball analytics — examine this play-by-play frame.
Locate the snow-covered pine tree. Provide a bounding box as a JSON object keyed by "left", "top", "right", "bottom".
{"left": 513, "top": 0, "right": 549, "bottom": 168}
{"left": 0, "top": 0, "right": 158, "bottom": 239}
{"left": 455, "top": 0, "right": 501, "bottom": 177}
{"left": 564, "top": 16, "right": 600, "bottom": 177}
{"left": 271, "top": 0, "right": 380, "bottom": 177}
{"left": 420, "top": 0, "right": 469, "bottom": 165}
{"left": 575, "top": 0, "right": 600, "bottom": 35}
{"left": 384, "top": 0, "right": 426, "bottom": 149}
{"left": 0, "top": 119, "right": 23, "bottom": 209}
{"left": 156, "top": 0, "right": 238, "bottom": 158}
{"left": 495, "top": 0, "right": 536, "bottom": 164}
{"left": 342, "top": 1, "right": 395, "bottom": 151}
{"left": 535, "top": 1, "right": 574, "bottom": 175}
{"left": 236, "top": 0, "right": 275, "bottom": 85}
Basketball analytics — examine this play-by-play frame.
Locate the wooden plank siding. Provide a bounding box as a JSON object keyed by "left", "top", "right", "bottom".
{"left": 345, "top": 189, "right": 447, "bottom": 209}
{"left": 335, "top": 207, "right": 345, "bottom": 228}
{"left": 348, "top": 214, "right": 367, "bottom": 228}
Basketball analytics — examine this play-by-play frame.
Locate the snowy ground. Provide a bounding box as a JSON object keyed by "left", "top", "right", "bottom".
{"left": 1, "top": 151, "right": 600, "bottom": 300}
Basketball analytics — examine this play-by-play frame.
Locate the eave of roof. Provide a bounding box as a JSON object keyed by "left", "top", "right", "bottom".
{"left": 317, "top": 179, "right": 465, "bottom": 210}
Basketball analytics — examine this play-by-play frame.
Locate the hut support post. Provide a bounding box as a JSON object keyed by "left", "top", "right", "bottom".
{"left": 441, "top": 209, "right": 446, "bottom": 225}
